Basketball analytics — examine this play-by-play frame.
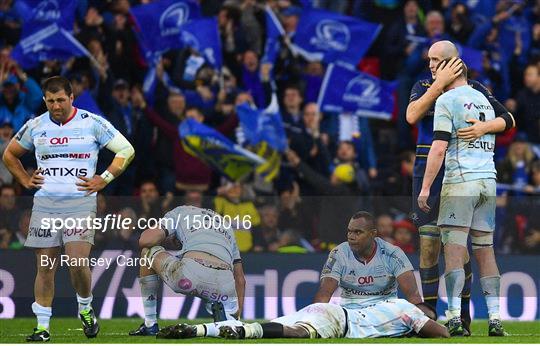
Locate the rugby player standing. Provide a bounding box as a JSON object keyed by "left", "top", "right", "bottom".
{"left": 406, "top": 40, "right": 514, "bottom": 335}
{"left": 3, "top": 76, "right": 135, "bottom": 341}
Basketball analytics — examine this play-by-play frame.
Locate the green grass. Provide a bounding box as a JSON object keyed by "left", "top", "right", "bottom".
{"left": 0, "top": 318, "right": 539, "bottom": 343}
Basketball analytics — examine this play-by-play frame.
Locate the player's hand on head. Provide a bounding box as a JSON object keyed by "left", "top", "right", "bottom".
{"left": 25, "top": 168, "right": 44, "bottom": 189}
{"left": 76, "top": 175, "right": 107, "bottom": 195}
{"left": 458, "top": 118, "right": 489, "bottom": 140}
{"left": 434, "top": 57, "right": 463, "bottom": 87}
{"left": 417, "top": 189, "right": 431, "bottom": 213}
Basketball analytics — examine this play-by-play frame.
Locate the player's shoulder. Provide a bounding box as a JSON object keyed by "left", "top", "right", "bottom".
{"left": 24, "top": 111, "right": 50, "bottom": 130}
{"left": 76, "top": 109, "right": 110, "bottom": 125}
{"left": 165, "top": 205, "right": 204, "bottom": 218}
{"left": 329, "top": 242, "right": 350, "bottom": 257}
{"left": 414, "top": 78, "right": 433, "bottom": 89}
{"left": 375, "top": 237, "right": 405, "bottom": 257}
{"left": 468, "top": 79, "right": 490, "bottom": 93}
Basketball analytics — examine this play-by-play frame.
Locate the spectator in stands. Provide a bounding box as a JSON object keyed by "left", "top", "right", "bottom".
{"left": 285, "top": 149, "right": 364, "bottom": 246}
{"left": 0, "top": 122, "right": 13, "bottom": 185}
{"left": 289, "top": 103, "right": 331, "bottom": 176}
{"left": 515, "top": 64, "right": 540, "bottom": 145}
{"left": 497, "top": 134, "right": 537, "bottom": 186}
{"left": 106, "top": 207, "right": 140, "bottom": 250}
{"left": 0, "top": 184, "right": 19, "bottom": 238}
{"left": 382, "top": 0, "right": 426, "bottom": 79}
{"left": 9, "top": 208, "right": 30, "bottom": 249}
{"left": 240, "top": 50, "right": 265, "bottom": 108}
{"left": 393, "top": 219, "right": 417, "bottom": 254}
{"left": 376, "top": 214, "right": 395, "bottom": 244}
{"left": 446, "top": 2, "right": 475, "bottom": 44}
{"left": 374, "top": 151, "right": 414, "bottom": 218}
{"left": 252, "top": 204, "right": 282, "bottom": 252}
{"left": 302, "top": 62, "right": 325, "bottom": 103}
{"left": 219, "top": 3, "right": 248, "bottom": 74}
{"left": 0, "top": 60, "right": 42, "bottom": 131}
{"left": 184, "top": 190, "right": 203, "bottom": 208}
{"left": 214, "top": 182, "right": 261, "bottom": 252}
{"left": 276, "top": 229, "right": 309, "bottom": 254}
{"left": 281, "top": 85, "right": 304, "bottom": 135}
{"left": 277, "top": 181, "right": 316, "bottom": 244}
{"left": 134, "top": 180, "right": 163, "bottom": 220}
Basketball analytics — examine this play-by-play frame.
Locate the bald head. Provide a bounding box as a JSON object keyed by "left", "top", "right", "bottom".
{"left": 427, "top": 40, "right": 460, "bottom": 78}
{"left": 431, "top": 40, "right": 459, "bottom": 59}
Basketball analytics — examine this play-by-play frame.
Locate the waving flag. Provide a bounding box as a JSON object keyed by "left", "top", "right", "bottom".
{"left": 318, "top": 64, "right": 396, "bottom": 120}
{"left": 180, "top": 17, "right": 222, "bottom": 69}
{"left": 130, "top": 0, "right": 201, "bottom": 62}
{"left": 262, "top": 6, "right": 285, "bottom": 65}
{"left": 236, "top": 97, "right": 286, "bottom": 181}
{"left": 11, "top": 24, "right": 94, "bottom": 69}
{"left": 74, "top": 90, "right": 103, "bottom": 117}
{"left": 14, "top": 0, "right": 77, "bottom": 36}
{"left": 456, "top": 43, "right": 483, "bottom": 72}
{"left": 179, "top": 119, "right": 265, "bottom": 181}
{"left": 293, "top": 9, "right": 381, "bottom": 66}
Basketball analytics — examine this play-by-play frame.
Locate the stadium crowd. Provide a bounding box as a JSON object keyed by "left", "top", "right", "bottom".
{"left": 0, "top": 0, "right": 539, "bottom": 254}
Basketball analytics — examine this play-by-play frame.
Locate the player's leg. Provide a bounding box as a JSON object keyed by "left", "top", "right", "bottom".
{"left": 470, "top": 180, "right": 506, "bottom": 336}
{"left": 129, "top": 247, "right": 163, "bottom": 336}
{"left": 157, "top": 320, "right": 243, "bottom": 339}
{"left": 441, "top": 225, "right": 469, "bottom": 335}
{"left": 414, "top": 176, "right": 442, "bottom": 312}
{"left": 27, "top": 247, "right": 60, "bottom": 341}
{"left": 418, "top": 224, "right": 441, "bottom": 312}
{"left": 218, "top": 322, "right": 313, "bottom": 339}
{"left": 64, "top": 240, "right": 99, "bottom": 338}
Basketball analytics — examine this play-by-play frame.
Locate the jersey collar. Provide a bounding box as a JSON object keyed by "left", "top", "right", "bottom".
{"left": 354, "top": 241, "right": 377, "bottom": 265}
{"left": 50, "top": 107, "right": 77, "bottom": 126}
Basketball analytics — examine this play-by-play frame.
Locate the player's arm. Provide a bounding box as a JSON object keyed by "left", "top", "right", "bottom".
{"left": 397, "top": 271, "right": 423, "bottom": 305}
{"left": 2, "top": 139, "right": 42, "bottom": 189}
{"left": 77, "top": 132, "right": 135, "bottom": 194}
{"left": 418, "top": 139, "right": 447, "bottom": 213}
{"left": 418, "top": 320, "right": 450, "bottom": 338}
{"left": 457, "top": 81, "right": 515, "bottom": 140}
{"left": 406, "top": 58, "right": 463, "bottom": 125}
{"left": 313, "top": 277, "right": 339, "bottom": 303}
{"left": 233, "top": 261, "right": 246, "bottom": 319}
{"left": 139, "top": 227, "right": 167, "bottom": 249}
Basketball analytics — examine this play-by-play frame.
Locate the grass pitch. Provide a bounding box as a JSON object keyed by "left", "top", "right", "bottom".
{"left": 0, "top": 318, "right": 539, "bottom": 343}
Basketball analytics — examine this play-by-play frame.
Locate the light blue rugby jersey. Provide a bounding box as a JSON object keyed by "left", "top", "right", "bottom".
{"left": 320, "top": 237, "right": 414, "bottom": 309}
{"left": 15, "top": 108, "right": 118, "bottom": 213}
{"left": 162, "top": 205, "right": 241, "bottom": 266}
{"left": 433, "top": 85, "right": 497, "bottom": 184}
{"left": 345, "top": 298, "right": 429, "bottom": 338}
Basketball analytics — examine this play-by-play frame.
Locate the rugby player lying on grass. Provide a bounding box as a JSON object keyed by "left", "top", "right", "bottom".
{"left": 157, "top": 298, "right": 449, "bottom": 339}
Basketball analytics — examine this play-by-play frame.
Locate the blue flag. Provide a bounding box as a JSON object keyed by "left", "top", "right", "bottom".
{"left": 318, "top": 64, "right": 396, "bottom": 120}
{"left": 180, "top": 17, "right": 222, "bottom": 69}
{"left": 236, "top": 103, "right": 287, "bottom": 153}
{"left": 456, "top": 44, "right": 483, "bottom": 72}
{"left": 130, "top": 0, "right": 201, "bottom": 63}
{"left": 179, "top": 119, "right": 265, "bottom": 181}
{"left": 262, "top": 6, "right": 285, "bottom": 65}
{"left": 74, "top": 90, "right": 103, "bottom": 117}
{"left": 11, "top": 24, "right": 93, "bottom": 69}
{"left": 293, "top": 9, "right": 381, "bottom": 66}
{"left": 14, "top": 0, "right": 76, "bottom": 36}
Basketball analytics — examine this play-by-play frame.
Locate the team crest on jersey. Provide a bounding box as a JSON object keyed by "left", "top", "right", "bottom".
{"left": 81, "top": 113, "right": 88, "bottom": 119}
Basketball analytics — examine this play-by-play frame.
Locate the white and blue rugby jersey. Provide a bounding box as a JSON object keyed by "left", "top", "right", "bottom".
{"left": 15, "top": 108, "right": 118, "bottom": 212}
{"left": 433, "top": 85, "right": 497, "bottom": 184}
{"left": 345, "top": 298, "right": 429, "bottom": 338}
{"left": 162, "top": 205, "right": 241, "bottom": 266}
{"left": 320, "top": 237, "right": 414, "bottom": 309}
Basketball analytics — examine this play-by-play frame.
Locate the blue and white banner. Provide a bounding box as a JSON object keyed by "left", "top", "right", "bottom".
{"left": 180, "top": 17, "right": 222, "bottom": 69}
{"left": 262, "top": 6, "right": 285, "bottom": 65}
{"left": 130, "top": 0, "right": 201, "bottom": 63}
{"left": 14, "top": 0, "right": 76, "bottom": 36}
{"left": 11, "top": 24, "right": 93, "bottom": 69}
{"left": 293, "top": 9, "right": 381, "bottom": 66}
{"left": 318, "top": 64, "right": 396, "bottom": 120}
